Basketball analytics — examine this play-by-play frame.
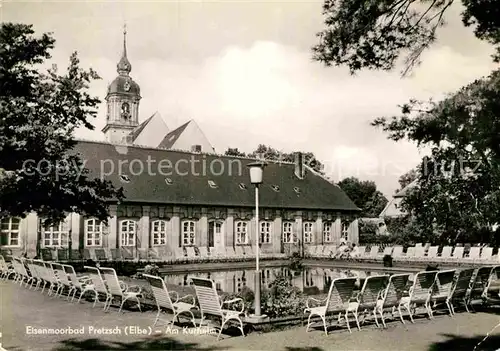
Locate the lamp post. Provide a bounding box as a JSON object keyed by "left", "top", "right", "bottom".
{"left": 247, "top": 161, "right": 266, "bottom": 317}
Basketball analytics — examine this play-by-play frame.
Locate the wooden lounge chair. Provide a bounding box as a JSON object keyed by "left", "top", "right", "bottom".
{"left": 429, "top": 269, "right": 456, "bottom": 316}
{"left": 304, "top": 277, "right": 358, "bottom": 335}
{"left": 392, "top": 246, "right": 404, "bottom": 259}
{"left": 190, "top": 276, "right": 246, "bottom": 340}
{"left": 100, "top": 267, "right": 142, "bottom": 312}
{"left": 143, "top": 274, "right": 197, "bottom": 327}
{"left": 375, "top": 273, "right": 411, "bottom": 328}
{"left": 482, "top": 265, "right": 500, "bottom": 303}
{"left": 400, "top": 270, "right": 438, "bottom": 322}
{"left": 346, "top": 275, "right": 389, "bottom": 330}
{"left": 447, "top": 268, "right": 475, "bottom": 314}
{"left": 468, "top": 266, "right": 494, "bottom": 307}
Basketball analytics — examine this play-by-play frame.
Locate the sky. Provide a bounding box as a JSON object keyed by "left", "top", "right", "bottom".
{"left": 2, "top": 0, "right": 498, "bottom": 198}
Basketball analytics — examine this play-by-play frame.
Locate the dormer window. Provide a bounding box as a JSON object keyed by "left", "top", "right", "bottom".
{"left": 120, "top": 174, "right": 130, "bottom": 183}
{"left": 293, "top": 187, "right": 300, "bottom": 194}
{"left": 271, "top": 185, "right": 280, "bottom": 192}
{"left": 239, "top": 183, "right": 247, "bottom": 190}
{"left": 208, "top": 180, "right": 218, "bottom": 188}
{"left": 165, "top": 178, "right": 173, "bottom": 185}
{"left": 168, "top": 135, "right": 176, "bottom": 142}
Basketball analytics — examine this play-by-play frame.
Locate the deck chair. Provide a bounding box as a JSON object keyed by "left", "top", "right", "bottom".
{"left": 44, "top": 261, "right": 63, "bottom": 297}
{"left": 63, "top": 264, "right": 91, "bottom": 302}
{"left": 0, "top": 255, "right": 14, "bottom": 280}
{"left": 82, "top": 248, "right": 92, "bottom": 260}
{"left": 190, "top": 276, "right": 246, "bottom": 340}
{"left": 425, "top": 246, "right": 439, "bottom": 261}
{"left": 120, "top": 248, "right": 134, "bottom": 260}
{"left": 347, "top": 275, "right": 389, "bottom": 330}
{"left": 12, "top": 257, "right": 30, "bottom": 286}
{"left": 32, "top": 260, "right": 50, "bottom": 292}
{"left": 452, "top": 247, "right": 465, "bottom": 260}
{"left": 25, "top": 259, "right": 39, "bottom": 288}
{"left": 482, "top": 266, "right": 500, "bottom": 303}
{"left": 57, "top": 249, "right": 69, "bottom": 262}
{"left": 392, "top": 246, "right": 404, "bottom": 259}
{"left": 51, "top": 262, "right": 71, "bottom": 297}
{"left": 405, "top": 247, "right": 416, "bottom": 259}
{"left": 400, "top": 271, "right": 438, "bottom": 322}
{"left": 70, "top": 249, "right": 83, "bottom": 261}
{"left": 305, "top": 277, "right": 358, "bottom": 335}
{"left": 368, "top": 246, "right": 379, "bottom": 258}
{"left": 480, "top": 247, "right": 493, "bottom": 261}
{"left": 467, "top": 247, "right": 481, "bottom": 262}
{"left": 355, "top": 246, "right": 365, "bottom": 258}
{"left": 413, "top": 246, "right": 426, "bottom": 260}
{"left": 100, "top": 267, "right": 142, "bottom": 312}
{"left": 447, "top": 268, "right": 475, "bottom": 314}
{"left": 199, "top": 247, "right": 210, "bottom": 260}
{"left": 110, "top": 248, "right": 121, "bottom": 261}
{"left": 95, "top": 248, "right": 108, "bottom": 261}
{"left": 468, "top": 266, "right": 494, "bottom": 306}
{"left": 381, "top": 246, "right": 393, "bottom": 257}
{"left": 143, "top": 274, "right": 197, "bottom": 327}
{"left": 437, "top": 246, "right": 452, "bottom": 261}
{"left": 234, "top": 246, "right": 245, "bottom": 259}
{"left": 79, "top": 266, "right": 113, "bottom": 310}
{"left": 429, "top": 269, "right": 456, "bottom": 316}
{"left": 375, "top": 273, "right": 411, "bottom": 328}
{"left": 41, "top": 248, "right": 54, "bottom": 261}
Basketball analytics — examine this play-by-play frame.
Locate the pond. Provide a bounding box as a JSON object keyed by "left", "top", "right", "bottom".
{"left": 162, "top": 266, "right": 416, "bottom": 296}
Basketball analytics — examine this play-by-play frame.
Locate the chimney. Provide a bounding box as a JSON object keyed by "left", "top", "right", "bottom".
{"left": 191, "top": 145, "right": 202, "bottom": 153}
{"left": 294, "top": 152, "right": 305, "bottom": 179}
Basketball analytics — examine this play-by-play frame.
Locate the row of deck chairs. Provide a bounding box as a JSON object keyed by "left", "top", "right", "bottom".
{"left": 1, "top": 255, "right": 246, "bottom": 340}
{"left": 305, "top": 265, "right": 500, "bottom": 335}
{"left": 30, "top": 245, "right": 287, "bottom": 263}
{"left": 353, "top": 244, "right": 500, "bottom": 264}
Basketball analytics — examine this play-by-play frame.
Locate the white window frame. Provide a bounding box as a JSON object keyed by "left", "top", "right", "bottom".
{"left": 282, "top": 221, "right": 295, "bottom": 243}
{"left": 84, "top": 218, "right": 107, "bottom": 247}
{"left": 152, "top": 220, "right": 168, "bottom": 246}
{"left": 0, "top": 217, "right": 21, "bottom": 247}
{"left": 260, "top": 221, "right": 272, "bottom": 244}
{"left": 323, "top": 221, "right": 333, "bottom": 243}
{"left": 181, "top": 220, "right": 196, "bottom": 246}
{"left": 43, "top": 221, "right": 69, "bottom": 247}
{"left": 341, "top": 221, "right": 350, "bottom": 240}
{"left": 303, "top": 222, "right": 314, "bottom": 244}
{"left": 120, "top": 219, "right": 137, "bottom": 247}
{"left": 235, "top": 221, "right": 248, "bottom": 245}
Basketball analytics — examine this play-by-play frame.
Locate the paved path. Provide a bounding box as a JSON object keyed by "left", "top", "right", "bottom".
{"left": 1, "top": 281, "right": 500, "bottom": 351}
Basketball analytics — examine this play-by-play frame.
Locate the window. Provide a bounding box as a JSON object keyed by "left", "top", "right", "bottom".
{"left": 271, "top": 185, "right": 280, "bottom": 192}
{"left": 152, "top": 220, "right": 168, "bottom": 246}
{"left": 293, "top": 187, "right": 300, "bottom": 194}
{"left": 84, "top": 219, "right": 107, "bottom": 247}
{"left": 165, "top": 178, "right": 173, "bottom": 185}
{"left": 303, "top": 222, "right": 314, "bottom": 244}
{"left": 235, "top": 221, "right": 248, "bottom": 244}
{"left": 238, "top": 183, "right": 247, "bottom": 190}
{"left": 43, "top": 221, "right": 69, "bottom": 247}
{"left": 182, "top": 220, "right": 196, "bottom": 246}
{"left": 208, "top": 180, "right": 218, "bottom": 188}
{"left": 260, "top": 221, "right": 272, "bottom": 244}
{"left": 323, "top": 222, "right": 332, "bottom": 243}
{"left": 282, "top": 222, "right": 295, "bottom": 243}
{"left": 0, "top": 217, "right": 20, "bottom": 246}
{"left": 120, "top": 174, "right": 131, "bottom": 183}
{"left": 341, "top": 221, "right": 349, "bottom": 240}
{"left": 120, "top": 220, "right": 137, "bottom": 247}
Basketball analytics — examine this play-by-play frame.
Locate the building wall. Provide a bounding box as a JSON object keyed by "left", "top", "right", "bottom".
{"left": 0, "top": 204, "right": 359, "bottom": 258}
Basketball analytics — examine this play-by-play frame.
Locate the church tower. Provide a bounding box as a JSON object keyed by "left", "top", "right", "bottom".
{"left": 102, "top": 25, "right": 141, "bottom": 143}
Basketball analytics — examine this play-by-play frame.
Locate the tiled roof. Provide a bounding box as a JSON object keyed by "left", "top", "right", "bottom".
{"left": 157, "top": 121, "right": 190, "bottom": 149}
{"left": 128, "top": 114, "right": 154, "bottom": 142}
{"left": 72, "top": 140, "right": 360, "bottom": 211}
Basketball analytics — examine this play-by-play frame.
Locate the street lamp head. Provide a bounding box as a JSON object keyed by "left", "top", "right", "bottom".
{"left": 247, "top": 161, "right": 267, "bottom": 184}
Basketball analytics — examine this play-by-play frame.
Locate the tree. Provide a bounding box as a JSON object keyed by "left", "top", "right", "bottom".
{"left": 396, "top": 169, "right": 418, "bottom": 193}
{"left": 223, "top": 144, "right": 326, "bottom": 174}
{"left": 337, "top": 177, "right": 388, "bottom": 217}
{"left": 372, "top": 70, "right": 500, "bottom": 243}
{"left": 0, "top": 23, "right": 124, "bottom": 226}
{"left": 313, "top": 0, "right": 500, "bottom": 74}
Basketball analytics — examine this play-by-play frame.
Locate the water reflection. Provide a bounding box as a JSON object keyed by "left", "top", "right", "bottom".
{"left": 163, "top": 267, "right": 415, "bottom": 296}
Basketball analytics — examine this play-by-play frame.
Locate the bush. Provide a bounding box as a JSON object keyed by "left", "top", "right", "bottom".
{"left": 261, "top": 276, "right": 306, "bottom": 318}
{"left": 288, "top": 252, "right": 303, "bottom": 272}
{"left": 143, "top": 264, "right": 159, "bottom": 276}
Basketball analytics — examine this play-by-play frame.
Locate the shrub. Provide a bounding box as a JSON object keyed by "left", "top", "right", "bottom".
{"left": 288, "top": 252, "right": 303, "bottom": 272}
{"left": 261, "top": 276, "right": 306, "bottom": 318}
{"left": 143, "top": 264, "right": 160, "bottom": 276}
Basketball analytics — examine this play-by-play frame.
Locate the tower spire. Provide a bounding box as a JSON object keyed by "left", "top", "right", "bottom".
{"left": 117, "top": 23, "right": 131, "bottom": 75}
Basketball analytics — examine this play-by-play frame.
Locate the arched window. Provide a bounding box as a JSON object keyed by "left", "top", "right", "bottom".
{"left": 84, "top": 218, "right": 108, "bottom": 247}
{"left": 303, "top": 222, "right": 314, "bottom": 243}
{"left": 260, "top": 221, "right": 272, "bottom": 243}
{"left": 151, "top": 220, "right": 168, "bottom": 246}
{"left": 282, "top": 222, "right": 295, "bottom": 243}
{"left": 181, "top": 220, "right": 196, "bottom": 246}
{"left": 323, "top": 222, "right": 332, "bottom": 243}
{"left": 235, "top": 221, "right": 248, "bottom": 244}
{"left": 120, "top": 220, "right": 137, "bottom": 247}
{"left": 43, "top": 220, "right": 69, "bottom": 247}
{"left": 0, "top": 217, "right": 20, "bottom": 246}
